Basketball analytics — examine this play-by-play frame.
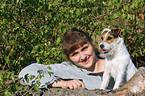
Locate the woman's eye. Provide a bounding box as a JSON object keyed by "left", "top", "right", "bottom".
{"left": 82, "top": 47, "right": 88, "bottom": 51}
{"left": 71, "top": 52, "right": 78, "bottom": 56}
{"left": 107, "top": 37, "right": 112, "bottom": 40}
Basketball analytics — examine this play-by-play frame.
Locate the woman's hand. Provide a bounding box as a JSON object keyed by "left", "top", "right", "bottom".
{"left": 51, "top": 79, "right": 85, "bottom": 89}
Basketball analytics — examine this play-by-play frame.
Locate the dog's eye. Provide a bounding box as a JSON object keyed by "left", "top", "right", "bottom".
{"left": 107, "top": 37, "right": 112, "bottom": 40}
{"left": 101, "top": 37, "right": 103, "bottom": 40}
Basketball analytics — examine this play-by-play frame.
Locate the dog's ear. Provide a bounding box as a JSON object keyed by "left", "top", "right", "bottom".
{"left": 111, "top": 29, "right": 121, "bottom": 36}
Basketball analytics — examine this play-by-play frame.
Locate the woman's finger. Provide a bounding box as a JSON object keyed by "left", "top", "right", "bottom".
{"left": 75, "top": 79, "right": 85, "bottom": 89}
{"left": 72, "top": 79, "right": 85, "bottom": 89}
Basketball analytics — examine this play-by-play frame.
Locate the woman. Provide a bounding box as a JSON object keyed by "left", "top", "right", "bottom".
{"left": 19, "top": 28, "right": 111, "bottom": 90}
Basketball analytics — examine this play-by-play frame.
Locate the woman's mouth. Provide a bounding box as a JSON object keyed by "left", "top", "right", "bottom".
{"left": 81, "top": 57, "right": 90, "bottom": 64}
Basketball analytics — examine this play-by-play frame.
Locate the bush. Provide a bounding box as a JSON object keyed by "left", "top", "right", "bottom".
{"left": 0, "top": 0, "right": 144, "bottom": 95}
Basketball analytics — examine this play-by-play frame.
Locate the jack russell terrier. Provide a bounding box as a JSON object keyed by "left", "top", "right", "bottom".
{"left": 99, "top": 28, "right": 137, "bottom": 90}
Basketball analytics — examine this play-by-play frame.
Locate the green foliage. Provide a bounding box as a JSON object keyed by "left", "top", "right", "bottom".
{"left": 55, "top": 89, "right": 60, "bottom": 92}
{"left": 0, "top": 0, "right": 144, "bottom": 95}
{"left": 34, "top": 84, "right": 39, "bottom": 91}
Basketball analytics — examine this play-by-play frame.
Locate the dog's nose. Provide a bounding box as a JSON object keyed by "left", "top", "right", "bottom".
{"left": 100, "top": 44, "right": 104, "bottom": 49}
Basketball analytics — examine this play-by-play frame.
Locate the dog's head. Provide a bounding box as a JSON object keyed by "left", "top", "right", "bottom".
{"left": 99, "top": 28, "right": 122, "bottom": 54}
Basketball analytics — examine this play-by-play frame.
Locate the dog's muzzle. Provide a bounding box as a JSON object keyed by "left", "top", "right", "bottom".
{"left": 99, "top": 44, "right": 109, "bottom": 53}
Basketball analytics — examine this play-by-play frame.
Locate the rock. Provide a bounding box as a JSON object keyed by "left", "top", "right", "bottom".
{"left": 43, "top": 67, "right": 145, "bottom": 96}
{"left": 1, "top": 67, "right": 145, "bottom": 96}
{"left": 111, "top": 67, "right": 145, "bottom": 95}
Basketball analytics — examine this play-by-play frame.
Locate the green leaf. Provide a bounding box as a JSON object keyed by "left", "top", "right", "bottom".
{"left": 36, "top": 80, "right": 40, "bottom": 85}
{"left": 16, "top": 0, "right": 20, "bottom": 3}
{"left": 5, "top": 56, "right": 10, "bottom": 63}
{"left": 0, "top": 72, "right": 3, "bottom": 84}
{"left": 35, "top": 76, "right": 39, "bottom": 80}
{"left": 4, "top": 90, "right": 11, "bottom": 96}
{"left": 24, "top": 74, "right": 29, "bottom": 83}
{"left": 11, "top": 74, "right": 15, "bottom": 83}
{"left": 36, "top": 57, "right": 40, "bottom": 63}
{"left": 30, "top": 75, "right": 35, "bottom": 80}
{"left": 47, "top": 66, "right": 52, "bottom": 70}
{"left": 76, "top": 10, "right": 81, "bottom": 15}
{"left": 34, "top": 84, "right": 39, "bottom": 91}
{"left": 9, "top": 40, "right": 15, "bottom": 45}
{"left": 22, "top": 86, "right": 27, "bottom": 91}
{"left": 15, "top": 85, "right": 19, "bottom": 91}
{"left": 55, "top": 89, "right": 60, "bottom": 92}
{"left": 48, "top": 71, "right": 52, "bottom": 76}
{"left": 20, "top": 57, "right": 24, "bottom": 61}
{"left": 56, "top": 37, "right": 61, "bottom": 45}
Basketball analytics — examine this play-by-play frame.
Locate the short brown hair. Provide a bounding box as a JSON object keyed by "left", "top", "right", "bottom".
{"left": 62, "top": 27, "right": 99, "bottom": 60}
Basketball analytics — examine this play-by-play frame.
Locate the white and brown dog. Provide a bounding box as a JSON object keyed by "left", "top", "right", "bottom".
{"left": 99, "top": 28, "right": 137, "bottom": 90}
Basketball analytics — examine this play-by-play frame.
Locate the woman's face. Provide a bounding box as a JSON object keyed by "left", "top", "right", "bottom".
{"left": 69, "top": 42, "right": 97, "bottom": 71}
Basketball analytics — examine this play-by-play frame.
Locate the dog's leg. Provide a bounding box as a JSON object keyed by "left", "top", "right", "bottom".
{"left": 100, "top": 72, "right": 110, "bottom": 89}
{"left": 113, "top": 70, "right": 125, "bottom": 89}
{"left": 100, "top": 63, "right": 111, "bottom": 90}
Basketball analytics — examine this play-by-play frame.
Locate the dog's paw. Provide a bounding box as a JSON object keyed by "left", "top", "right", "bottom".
{"left": 113, "top": 86, "right": 119, "bottom": 90}
{"left": 100, "top": 85, "right": 106, "bottom": 90}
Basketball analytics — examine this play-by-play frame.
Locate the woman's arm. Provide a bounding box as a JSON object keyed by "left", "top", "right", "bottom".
{"left": 51, "top": 79, "right": 85, "bottom": 89}
{"left": 18, "top": 63, "right": 57, "bottom": 88}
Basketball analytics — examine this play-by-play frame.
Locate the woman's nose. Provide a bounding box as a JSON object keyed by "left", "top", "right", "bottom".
{"left": 80, "top": 52, "right": 86, "bottom": 60}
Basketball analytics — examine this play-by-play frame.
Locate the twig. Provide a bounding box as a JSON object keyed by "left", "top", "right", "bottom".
{"left": 22, "top": 86, "right": 35, "bottom": 96}
{"left": 95, "top": 2, "right": 133, "bottom": 20}
{"left": 2, "top": 33, "right": 18, "bottom": 73}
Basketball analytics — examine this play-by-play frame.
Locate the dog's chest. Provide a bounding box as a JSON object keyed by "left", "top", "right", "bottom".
{"left": 105, "top": 59, "right": 119, "bottom": 78}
